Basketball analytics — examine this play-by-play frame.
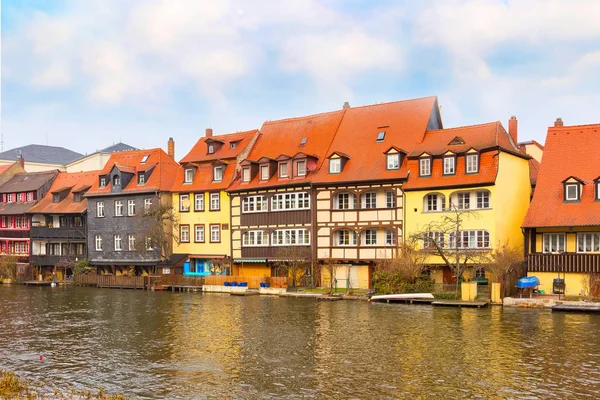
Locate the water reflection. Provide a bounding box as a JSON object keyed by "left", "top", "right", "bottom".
{"left": 0, "top": 286, "right": 599, "bottom": 399}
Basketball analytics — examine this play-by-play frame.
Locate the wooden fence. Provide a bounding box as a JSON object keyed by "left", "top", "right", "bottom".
{"left": 204, "top": 275, "right": 288, "bottom": 289}
{"left": 150, "top": 275, "right": 204, "bottom": 287}
{"left": 75, "top": 274, "right": 146, "bottom": 289}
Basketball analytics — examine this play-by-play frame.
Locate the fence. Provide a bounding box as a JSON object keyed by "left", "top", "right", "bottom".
{"left": 150, "top": 275, "right": 204, "bottom": 287}
{"left": 204, "top": 275, "right": 288, "bottom": 289}
{"left": 75, "top": 274, "right": 145, "bottom": 289}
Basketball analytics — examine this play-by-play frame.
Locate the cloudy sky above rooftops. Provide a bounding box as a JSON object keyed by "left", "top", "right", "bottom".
{"left": 2, "top": 0, "right": 600, "bottom": 157}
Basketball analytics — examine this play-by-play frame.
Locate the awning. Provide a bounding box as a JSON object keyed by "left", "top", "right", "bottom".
{"left": 233, "top": 259, "right": 267, "bottom": 263}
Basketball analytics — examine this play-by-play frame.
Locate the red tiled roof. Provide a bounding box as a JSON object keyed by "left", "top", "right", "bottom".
{"left": 528, "top": 158, "right": 540, "bottom": 187}
{"left": 313, "top": 97, "right": 438, "bottom": 184}
{"left": 179, "top": 130, "right": 258, "bottom": 164}
{"left": 522, "top": 124, "right": 600, "bottom": 227}
{"left": 86, "top": 148, "right": 179, "bottom": 196}
{"left": 171, "top": 161, "right": 238, "bottom": 192}
{"left": 403, "top": 122, "right": 526, "bottom": 191}
{"left": 28, "top": 171, "right": 98, "bottom": 214}
{"left": 228, "top": 110, "right": 345, "bottom": 191}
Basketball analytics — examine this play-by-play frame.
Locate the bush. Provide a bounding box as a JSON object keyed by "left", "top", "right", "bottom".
{"left": 373, "top": 270, "right": 433, "bottom": 294}
{"left": 433, "top": 292, "right": 460, "bottom": 300}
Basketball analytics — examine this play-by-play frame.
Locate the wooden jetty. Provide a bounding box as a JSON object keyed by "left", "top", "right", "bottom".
{"left": 230, "top": 291, "right": 259, "bottom": 296}
{"left": 371, "top": 298, "right": 435, "bottom": 305}
{"left": 23, "top": 281, "right": 54, "bottom": 287}
{"left": 552, "top": 303, "right": 600, "bottom": 313}
{"left": 170, "top": 285, "right": 203, "bottom": 292}
{"left": 317, "top": 295, "right": 342, "bottom": 301}
{"left": 432, "top": 300, "right": 489, "bottom": 308}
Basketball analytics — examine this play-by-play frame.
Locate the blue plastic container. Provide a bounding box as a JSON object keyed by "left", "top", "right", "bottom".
{"left": 517, "top": 276, "right": 540, "bottom": 289}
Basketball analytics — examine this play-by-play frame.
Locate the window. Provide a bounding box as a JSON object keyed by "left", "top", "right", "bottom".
{"left": 387, "top": 154, "right": 399, "bottom": 170}
{"left": 543, "top": 233, "right": 565, "bottom": 253}
{"left": 115, "top": 200, "right": 123, "bottom": 216}
{"left": 385, "top": 229, "right": 396, "bottom": 246}
{"left": 566, "top": 184, "right": 579, "bottom": 201}
{"left": 386, "top": 192, "right": 395, "bottom": 208}
{"left": 474, "top": 268, "right": 486, "bottom": 279}
{"left": 17, "top": 193, "right": 23, "bottom": 202}
{"left": 243, "top": 230, "right": 269, "bottom": 246}
{"left": 426, "top": 194, "right": 442, "bottom": 212}
{"left": 7, "top": 194, "right": 13, "bottom": 203}
{"left": 128, "top": 235, "right": 136, "bottom": 251}
{"left": 144, "top": 198, "right": 152, "bottom": 212}
{"left": 195, "top": 225, "right": 205, "bottom": 242}
{"left": 362, "top": 192, "right": 377, "bottom": 209}
{"left": 1, "top": 217, "right": 6, "bottom": 228}
{"left": 141, "top": 154, "right": 149, "bottom": 163}
{"left": 213, "top": 166, "right": 223, "bottom": 182}
{"left": 127, "top": 200, "right": 136, "bottom": 216}
{"left": 243, "top": 196, "right": 268, "bottom": 213}
{"left": 363, "top": 229, "right": 377, "bottom": 246}
{"left": 377, "top": 131, "right": 386, "bottom": 142}
{"left": 210, "top": 193, "right": 220, "bottom": 210}
{"left": 335, "top": 192, "right": 356, "bottom": 210}
{"left": 100, "top": 177, "right": 106, "bottom": 188}
{"left": 27, "top": 193, "right": 33, "bottom": 202}
{"left": 336, "top": 230, "right": 357, "bottom": 246}
{"left": 146, "top": 237, "right": 153, "bottom": 251}
{"left": 242, "top": 168, "right": 250, "bottom": 182}
{"left": 476, "top": 191, "right": 490, "bottom": 209}
{"left": 466, "top": 154, "right": 479, "bottom": 173}
{"left": 97, "top": 201, "right": 105, "bottom": 217}
{"left": 208, "top": 144, "right": 215, "bottom": 154}
{"left": 423, "top": 231, "right": 444, "bottom": 249}
{"left": 230, "top": 141, "right": 238, "bottom": 149}
{"left": 597, "top": 181, "right": 600, "bottom": 200}
{"left": 180, "top": 194, "right": 190, "bottom": 212}
{"left": 271, "top": 229, "right": 310, "bottom": 246}
{"left": 184, "top": 168, "right": 194, "bottom": 183}
{"left": 443, "top": 157, "right": 455, "bottom": 175}
{"left": 113, "top": 175, "right": 121, "bottom": 187}
{"left": 297, "top": 161, "right": 306, "bottom": 176}
{"left": 194, "top": 193, "right": 204, "bottom": 211}
{"left": 261, "top": 165, "right": 269, "bottom": 180}
{"left": 449, "top": 230, "right": 490, "bottom": 249}
{"left": 419, "top": 158, "right": 431, "bottom": 176}
{"left": 15, "top": 242, "right": 28, "bottom": 254}
{"left": 279, "top": 163, "right": 288, "bottom": 178}
{"left": 329, "top": 159, "right": 341, "bottom": 174}
{"left": 271, "top": 192, "right": 310, "bottom": 211}
{"left": 457, "top": 193, "right": 470, "bottom": 210}
{"left": 52, "top": 194, "right": 60, "bottom": 203}
{"left": 180, "top": 225, "right": 190, "bottom": 243}
{"left": 114, "top": 235, "right": 122, "bottom": 251}
{"left": 577, "top": 233, "right": 600, "bottom": 253}
{"left": 73, "top": 193, "right": 82, "bottom": 203}
{"left": 210, "top": 225, "right": 220, "bottom": 242}
{"left": 300, "top": 137, "right": 307, "bottom": 147}
{"left": 138, "top": 174, "right": 145, "bottom": 185}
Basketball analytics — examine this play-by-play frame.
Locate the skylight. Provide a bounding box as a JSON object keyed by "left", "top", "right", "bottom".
{"left": 141, "top": 154, "right": 149, "bottom": 163}
{"left": 300, "top": 138, "right": 307, "bottom": 147}
{"left": 377, "top": 131, "right": 386, "bottom": 142}
{"left": 230, "top": 142, "right": 238, "bottom": 149}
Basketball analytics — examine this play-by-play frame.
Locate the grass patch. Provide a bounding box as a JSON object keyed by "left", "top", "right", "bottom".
{"left": 433, "top": 292, "right": 460, "bottom": 300}
{"left": 0, "top": 370, "right": 26, "bottom": 396}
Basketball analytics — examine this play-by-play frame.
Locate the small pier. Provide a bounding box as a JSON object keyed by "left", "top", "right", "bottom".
{"left": 230, "top": 291, "right": 259, "bottom": 296}
{"left": 317, "top": 295, "right": 342, "bottom": 301}
{"left": 432, "top": 299, "right": 489, "bottom": 308}
{"left": 371, "top": 298, "right": 435, "bottom": 305}
{"left": 170, "top": 285, "right": 203, "bottom": 292}
{"left": 23, "top": 281, "right": 54, "bottom": 287}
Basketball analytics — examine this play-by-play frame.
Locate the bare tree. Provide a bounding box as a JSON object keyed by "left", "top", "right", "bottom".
{"left": 481, "top": 242, "right": 524, "bottom": 298}
{"left": 134, "top": 197, "right": 179, "bottom": 264}
{"left": 209, "top": 257, "right": 229, "bottom": 275}
{"left": 409, "top": 205, "right": 488, "bottom": 295}
{"left": 320, "top": 253, "right": 337, "bottom": 295}
{"left": 0, "top": 256, "right": 18, "bottom": 281}
{"left": 274, "top": 246, "right": 311, "bottom": 289}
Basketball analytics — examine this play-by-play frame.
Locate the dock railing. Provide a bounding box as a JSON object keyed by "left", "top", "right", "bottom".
{"left": 204, "top": 275, "right": 288, "bottom": 289}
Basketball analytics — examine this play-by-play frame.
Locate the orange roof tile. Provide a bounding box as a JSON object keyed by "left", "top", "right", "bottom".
{"left": 28, "top": 171, "right": 98, "bottom": 214}
{"left": 522, "top": 124, "right": 600, "bottom": 227}
{"left": 403, "top": 121, "right": 527, "bottom": 191}
{"left": 313, "top": 97, "right": 438, "bottom": 184}
{"left": 171, "top": 161, "right": 238, "bottom": 192}
{"left": 179, "top": 130, "right": 258, "bottom": 164}
{"left": 528, "top": 158, "right": 540, "bottom": 187}
{"left": 86, "top": 148, "right": 179, "bottom": 196}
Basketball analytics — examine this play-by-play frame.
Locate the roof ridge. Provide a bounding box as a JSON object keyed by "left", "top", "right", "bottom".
{"left": 204, "top": 129, "right": 258, "bottom": 139}
{"left": 426, "top": 121, "right": 500, "bottom": 133}
{"left": 339, "top": 95, "right": 437, "bottom": 111}
{"left": 263, "top": 109, "right": 344, "bottom": 125}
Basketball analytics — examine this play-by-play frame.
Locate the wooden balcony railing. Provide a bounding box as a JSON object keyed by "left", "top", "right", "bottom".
{"left": 527, "top": 253, "right": 600, "bottom": 273}
{"left": 30, "top": 227, "right": 86, "bottom": 240}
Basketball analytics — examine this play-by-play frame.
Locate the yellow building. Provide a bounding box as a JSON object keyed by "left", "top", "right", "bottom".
{"left": 402, "top": 120, "right": 531, "bottom": 284}
{"left": 523, "top": 121, "right": 600, "bottom": 297}
{"left": 171, "top": 129, "right": 258, "bottom": 276}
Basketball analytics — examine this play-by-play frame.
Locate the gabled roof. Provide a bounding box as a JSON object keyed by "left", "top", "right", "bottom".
{"left": 85, "top": 148, "right": 179, "bottom": 196}
{"left": 171, "top": 161, "right": 239, "bottom": 192}
{"left": 28, "top": 171, "right": 98, "bottom": 214}
{"left": 0, "top": 144, "right": 83, "bottom": 164}
{"left": 523, "top": 123, "right": 600, "bottom": 227}
{"left": 0, "top": 170, "right": 59, "bottom": 193}
{"left": 313, "top": 97, "right": 439, "bottom": 184}
{"left": 99, "top": 142, "right": 137, "bottom": 153}
{"left": 179, "top": 130, "right": 258, "bottom": 164}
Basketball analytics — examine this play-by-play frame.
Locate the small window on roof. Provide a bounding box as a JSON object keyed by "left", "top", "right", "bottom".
{"left": 141, "top": 154, "right": 149, "bottom": 163}
{"left": 230, "top": 142, "right": 238, "bottom": 149}
{"left": 377, "top": 131, "right": 386, "bottom": 142}
{"left": 300, "top": 138, "right": 307, "bottom": 147}
{"left": 208, "top": 144, "right": 215, "bottom": 154}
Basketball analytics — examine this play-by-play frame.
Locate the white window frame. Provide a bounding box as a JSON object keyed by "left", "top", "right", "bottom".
{"left": 128, "top": 234, "right": 136, "bottom": 251}
{"left": 194, "top": 193, "right": 204, "bottom": 211}
{"left": 426, "top": 194, "right": 440, "bottom": 212}
{"left": 577, "top": 233, "right": 600, "bottom": 253}
{"left": 336, "top": 230, "right": 357, "bottom": 246}
{"left": 329, "top": 158, "right": 341, "bottom": 174}
{"left": 297, "top": 160, "right": 306, "bottom": 176}
{"left": 210, "top": 225, "right": 220, "bottom": 243}
{"left": 242, "top": 168, "right": 251, "bottom": 182}
{"left": 279, "top": 163, "right": 288, "bottom": 178}
{"left": 476, "top": 191, "right": 490, "bottom": 209}
{"left": 260, "top": 165, "right": 269, "bottom": 181}
{"left": 565, "top": 184, "right": 579, "bottom": 201}
{"left": 180, "top": 226, "right": 190, "bottom": 243}
{"left": 335, "top": 192, "right": 356, "bottom": 210}
{"left": 17, "top": 193, "right": 22, "bottom": 202}
{"left": 97, "top": 201, "right": 105, "bottom": 218}
{"left": 419, "top": 158, "right": 431, "bottom": 176}
{"left": 208, "top": 144, "right": 215, "bottom": 154}
{"left": 114, "top": 235, "right": 122, "bottom": 251}
{"left": 127, "top": 200, "right": 136, "bottom": 216}
{"left": 195, "top": 225, "right": 205, "bottom": 242}
{"left": 457, "top": 192, "right": 470, "bottom": 210}
{"left": 184, "top": 168, "right": 194, "bottom": 183}
{"left": 385, "top": 229, "right": 396, "bottom": 246}
{"left": 387, "top": 153, "right": 400, "bottom": 170}
{"left": 213, "top": 166, "right": 223, "bottom": 182}
{"left": 466, "top": 154, "right": 479, "bottom": 173}
{"left": 114, "top": 200, "right": 123, "bottom": 216}
{"left": 271, "top": 229, "right": 310, "bottom": 246}
{"left": 146, "top": 237, "right": 153, "bottom": 251}
{"left": 144, "top": 198, "right": 152, "bottom": 212}
{"left": 210, "top": 193, "right": 220, "bottom": 210}
{"left": 443, "top": 156, "right": 455, "bottom": 175}
{"left": 100, "top": 177, "right": 106, "bottom": 188}
{"left": 362, "top": 192, "right": 377, "bottom": 209}
{"left": 543, "top": 233, "right": 565, "bottom": 253}
{"left": 363, "top": 229, "right": 378, "bottom": 246}
{"left": 27, "top": 192, "right": 33, "bottom": 202}
{"left": 449, "top": 230, "right": 490, "bottom": 249}
{"left": 386, "top": 191, "right": 395, "bottom": 208}
{"left": 271, "top": 192, "right": 310, "bottom": 211}
{"left": 243, "top": 230, "right": 270, "bottom": 247}
{"left": 180, "top": 194, "right": 190, "bottom": 212}
{"left": 242, "top": 195, "right": 268, "bottom": 213}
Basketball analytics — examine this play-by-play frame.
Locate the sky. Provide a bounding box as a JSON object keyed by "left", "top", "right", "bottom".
{"left": 2, "top": 0, "right": 600, "bottom": 159}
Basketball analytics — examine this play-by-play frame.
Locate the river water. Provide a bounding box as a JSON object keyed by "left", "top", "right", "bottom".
{"left": 0, "top": 285, "right": 599, "bottom": 399}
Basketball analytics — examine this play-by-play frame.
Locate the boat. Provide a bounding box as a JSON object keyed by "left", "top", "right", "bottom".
{"left": 370, "top": 293, "right": 434, "bottom": 302}
{"left": 516, "top": 276, "right": 540, "bottom": 289}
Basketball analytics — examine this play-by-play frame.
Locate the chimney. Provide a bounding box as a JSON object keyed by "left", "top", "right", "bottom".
{"left": 17, "top": 154, "right": 25, "bottom": 168}
{"left": 554, "top": 117, "right": 564, "bottom": 127}
{"left": 508, "top": 115, "right": 518, "bottom": 144}
{"left": 342, "top": 101, "right": 350, "bottom": 110}
{"left": 206, "top": 128, "right": 213, "bottom": 138}
{"left": 167, "top": 137, "right": 175, "bottom": 159}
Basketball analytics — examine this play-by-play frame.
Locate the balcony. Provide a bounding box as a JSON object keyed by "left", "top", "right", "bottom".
{"left": 0, "top": 230, "right": 30, "bottom": 239}
{"left": 527, "top": 253, "right": 600, "bottom": 273}
{"left": 30, "top": 227, "right": 86, "bottom": 240}
{"left": 31, "top": 254, "right": 86, "bottom": 266}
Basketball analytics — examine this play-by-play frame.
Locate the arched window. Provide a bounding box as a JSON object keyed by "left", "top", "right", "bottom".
{"left": 335, "top": 230, "right": 357, "bottom": 246}
{"left": 423, "top": 193, "right": 445, "bottom": 212}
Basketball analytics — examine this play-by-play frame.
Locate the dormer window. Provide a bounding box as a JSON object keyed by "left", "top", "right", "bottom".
{"left": 141, "top": 155, "right": 149, "bottom": 163}
{"left": 213, "top": 166, "right": 223, "bottom": 182}
{"left": 443, "top": 156, "right": 455, "bottom": 175}
{"left": 279, "top": 163, "right": 288, "bottom": 178}
{"left": 387, "top": 154, "right": 399, "bottom": 170}
{"left": 113, "top": 175, "right": 121, "bottom": 187}
{"left": 260, "top": 165, "right": 269, "bottom": 181}
{"left": 565, "top": 183, "right": 579, "bottom": 201}
{"left": 208, "top": 144, "right": 215, "bottom": 154}
{"left": 74, "top": 193, "right": 82, "bottom": 203}
{"left": 419, "top": 158, "right": 431, "bottom": 177}
{"left": 466, "top": 154, "right": 479, "bottom": 173}
{"left": 329, "top": 159, "right": 341, "bottom": 174}
{"left": 242, "top": 167, "right": 250, "bottom": 182}
{"left": 184, "top": 168, "right": 194, "bottom": 184}
{"left": 377, "top": 131, "right": 386, "bottom": 142}
{"left": 100, "top": 177, "right": 106, "bottom": 188}
{"left": 597, "top": 180, "right": 600, "bottom": 201}
{"left": 52, "top": 194, "right": 60, "bottom": 203}
{"left": 138, "top": 174, "right": 145, "bottom": 185}
{"left": 230, "top": 141, "right": 238, "bottom": 149}
{"left": 297, "top": 161, "right": 306, "bottom": 176}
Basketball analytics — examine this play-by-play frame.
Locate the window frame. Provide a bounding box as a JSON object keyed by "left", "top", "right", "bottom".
{"left": 297, "top": 160, "right": 307, "bottom": 177}
{"left": 386, "top": 153, "right": 400, "bottom": 170}
{"left": 465, "top": 154, "right": 479, "bottom": 174}
{"left": 96, "top": 201, "right": 105, "bottom": 218}
{"left": 419, "top": 158, "right": 431, "bottom": 177}
{"left": 213, "top": 166, "right": 223, "bottom": 182}
{"left": 242, "top": 195, "right": 268, "bottom": 213}
{"left": 362, "top": 192, "right": 377, "bottom": 209}
{"left": 443, "top": 156, "right": 456, "bottom": 175}
{"left": 543, "top": 233, "right": 566, "bottom": 253}
{"left": 271, "top": 192, "right": 310, "bottom": 211}
{"left": 336, "top": 229, "right": 357, "bottom": 246}
{"left": 279, "top": 162, "right": 288, "bottom": 178}
{"left": 329, "top": 158, "right": 341, "bottom": 174}
{"left": 114, "top": 234, "right": 122, "bottom": 251}
{"left": 476, "top": 191, "right": 490, "bottom": 209}
{"left": 180, "top": 225, "right": 190, "bottom": 243}
{"left": 209, "top": 193, "right": 220, "bottom": 211}
{"left": 114, "top": 200, "right": 123, "bottom": 217}
{"left": 242, "top": 230, "right": 270, "bottom": 247}
{"left": 138, "top": 173, "right": 145, "bottom": 185}
{"left": 565, "top": 183, "right": 579, "bottom": 201}
{"left": 271, "top": 228, "right": 310, "bottom": 246}
{"left": 127, "top": 199, "right": 136, "bottom": 216}
{"left": 577, "top": 232, "right": 600, "bottom": 253}
{"left": 210, "top": 224, "right": 221, "bottom": 243}
{"left": 179, "top": 194, "right": 190, "bottom": 212}
{"left": 385, "top": 229, "right": 396, "bottom": 246}
{"left": 128, "top": 234, "right": 136, "bottom": 251}
{"left": 194, "top": 193, "right": 204, "bottom": 212}
{"left": 260, "top": 165, "right": 269, "bottom": 181}
{"left": 194, "top": 224, "right": 205, "bottom": 243}
{"left": 184, "top": 168, "right": 194, "bottom": 184}
{"left": 95, "top": 235, "right": 103, "bottom": 251}
{"left": 386, "top": 191, "right": 395, "bottom": 208}
{"left": 363, "top": 229, "right": 378, "bottom": 246}
{"left": 242, "top": 167, "right": 251, "bottom": 182}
